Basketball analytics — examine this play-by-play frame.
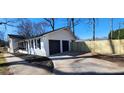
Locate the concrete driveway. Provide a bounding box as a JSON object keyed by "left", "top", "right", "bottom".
{"left": 3, "top": 52, "right": 124, "bottom": 75}
{"left": 4, "top": 53, "right": 52, "bottom": 75}
{"left": 50, "top": 53, "right": 124, "bottom": 75}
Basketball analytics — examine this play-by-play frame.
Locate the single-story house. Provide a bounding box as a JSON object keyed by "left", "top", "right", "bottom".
{"left": 8, "top": 27, "right": 76, "bottom": 56}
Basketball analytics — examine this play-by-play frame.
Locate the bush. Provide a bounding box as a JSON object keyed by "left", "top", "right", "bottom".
{"left": 25, "top": 56, "right": 54, "bottom": 72}
{"left": 108, "top": 28, "right": 124, "bottom": 39}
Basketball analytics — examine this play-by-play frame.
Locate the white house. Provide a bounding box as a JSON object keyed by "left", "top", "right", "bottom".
{"left": 8, "top": 27, "right": 76, "bottom": 56}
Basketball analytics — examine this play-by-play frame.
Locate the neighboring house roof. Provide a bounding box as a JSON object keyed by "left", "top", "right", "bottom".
{"left": 8, "top": 34, "right": 25, "bottom": 39}
{"left": 8, "top": 27, "right": 75, "bottom": 39}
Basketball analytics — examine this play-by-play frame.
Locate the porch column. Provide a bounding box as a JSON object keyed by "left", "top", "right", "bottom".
{"left": 27, "top": 40, "right": 30, "bottom": 54}
{"left": 60, "top": 40, "right": 63, "bottom": 53}
{"left": 69, "top": 40, "right": 71, "bottom": 51}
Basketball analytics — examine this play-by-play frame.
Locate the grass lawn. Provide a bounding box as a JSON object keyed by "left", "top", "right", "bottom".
{"left": 0, "top": 53, "right": 9, "bottom": 75}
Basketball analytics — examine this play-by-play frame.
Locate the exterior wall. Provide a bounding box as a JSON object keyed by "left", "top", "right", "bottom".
{"left": 45, "top": 29, "right": 75, "bottom": 40}
{"left": 71, "top": 39, "right": 124, "bottom": 55}
{"left": 8, "top": 38, "right": 19, "bottom": 53}
{"left": 24, "top": 37, "right": 47, "bottom": 56}
{"left": 8, "top": 28, "right": 75, "bottom": 56}
{"left": 22, "top": 29, "right": 75, "bottom": 56}
{"left": 43, "top": 38, "right": 49, "bottom": 56}
{"left": 44, "top": 29, "right": 75, "bottom": 56}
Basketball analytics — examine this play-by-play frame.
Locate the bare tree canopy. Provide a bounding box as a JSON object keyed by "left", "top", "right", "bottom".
{"left": 33, "top": 22, "right": 45, "bottom": 34}
{"left": 66, "top": 18, "right": 81, "bottom": 35}
{"left": 17, "top": 19, "right": 45, "bottom": 38}
{"left": 0, "top": 18, "right": 18, "bottom": 30}
{"left": 87, "top": 18, "right": 97, "bottom": 41}
{"left": 109, "top": 18, "right": 113, "bottom": 40}
{"left": 17, "top": 19, "right": 33, "bottom": 38}
{"left": 0, "top": 31, "right": 5, "bottom": 40}
{"left": 43, "top": 18, "right": 55, "bottom": 31}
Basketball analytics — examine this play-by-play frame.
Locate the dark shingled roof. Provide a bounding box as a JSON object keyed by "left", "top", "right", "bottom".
{"left": 8, "top": 34, "right": 25, "bottom": 39}
{"left": 8, "top": 27, "right": 72, "bottom": 39}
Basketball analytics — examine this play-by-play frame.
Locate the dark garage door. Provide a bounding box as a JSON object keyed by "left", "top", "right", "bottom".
{"left": 62, "top": 40, "right": 69, "bottom": 52}
{"left": 49, "top": 40, "right": 60, "bottom": 55}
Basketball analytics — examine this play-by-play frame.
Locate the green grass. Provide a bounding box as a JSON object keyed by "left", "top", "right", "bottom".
{"left": 0, "top": 53, "right": 9, "bottom": 75}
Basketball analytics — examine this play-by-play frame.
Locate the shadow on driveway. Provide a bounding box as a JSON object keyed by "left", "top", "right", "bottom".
{"left": 4, "top": 53, "right": 124, "bottom": 75}
{"left": 2, "top": 59, "right": 124, "bottom": 75}
{"left": 0, "top": 60, "right": 54, "bottom": 73}
{"left": 54, "top": 69, "right": 124, "bottom": 75}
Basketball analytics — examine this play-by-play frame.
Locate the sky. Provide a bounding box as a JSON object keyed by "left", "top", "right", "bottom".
{"left": 1, "top": 18, "right": 124, "bottom": 40}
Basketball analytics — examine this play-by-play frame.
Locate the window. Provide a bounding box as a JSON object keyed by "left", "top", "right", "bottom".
{"left": 18, "top": 42, "right": 26, "bottom": 50}
{"left": 37, "top": 39, "right": 41, "bottom": 49}
{"left": 29, "top": 40, "right": 31, "bottom": 48}
{"left": 31, "top": 40, "right": 34, "bottom": 48}
{"left": 23, "top": 41, "right": 26, "bottom": 50}
{"left": 25, "top": 41, "right": 28, "bottom": 51}
{"left": 35, "top": 39, "right": 37, "bottom": 49}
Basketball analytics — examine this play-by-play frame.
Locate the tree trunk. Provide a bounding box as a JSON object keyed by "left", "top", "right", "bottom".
{"left": 52, "top": 18, "right": 55, "bottom": 31}
{"left": 93, "top": 18, "right": 95, "bottom": 41}
{"left": 72, "top": 18, "right": 75, "bottom": 35}
{"left": 110, "top": 18, "right": 113, "bottom": 39}
{"left": 67, "top": 18, "right": 71, "bottom": 31}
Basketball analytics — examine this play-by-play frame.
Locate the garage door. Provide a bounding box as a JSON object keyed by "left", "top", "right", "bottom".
{"left": 62, "top": 40, "right": 69, "bottom": 52}
{"left": 49, "top": 40, "right": 60, "bottom": 55}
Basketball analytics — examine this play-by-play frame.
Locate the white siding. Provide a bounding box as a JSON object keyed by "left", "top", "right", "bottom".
{"left": 43, "top": 29, "right": 75, "bottom": 56}
{"left": 24, "top": 37, "right": 47, "bottom": 56}
{"left": 8, "top": 38, "right": 19, "bottom": 53}
{"left": 45, "top": 29, "right": 75, "bottom": 40}
{"left": 8, "top": 28, "right": 75, "bottom": 56}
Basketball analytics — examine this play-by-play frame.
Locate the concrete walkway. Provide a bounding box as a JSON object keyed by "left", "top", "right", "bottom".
{"left": 4, "top": 53, "right": 52, "bottom": 75}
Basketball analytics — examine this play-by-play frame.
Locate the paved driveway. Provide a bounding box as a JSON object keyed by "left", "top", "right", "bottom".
{"left": 3, "top": 53, "right": 124, "bottom": 75}
{"left": 4, "top": 53, "right": 52, "bottom": 75}
{"left": 51, "top": 53, "right": 124, "bottom": 75}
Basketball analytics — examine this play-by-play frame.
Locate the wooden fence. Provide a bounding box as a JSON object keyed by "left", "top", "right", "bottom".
{"left": 71, "top": 39, "right": 124, "bottom": 55}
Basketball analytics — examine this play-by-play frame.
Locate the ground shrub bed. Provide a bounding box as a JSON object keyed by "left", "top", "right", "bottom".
{"left": 0, "top": 53, "right": 9, "bottom": 75}
{"left": 13, "top": 53, "right": 54, "bottom": 72}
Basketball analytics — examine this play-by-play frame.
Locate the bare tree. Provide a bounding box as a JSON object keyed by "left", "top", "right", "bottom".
{"left": 86, "top": 18, "right": 97, "bottom": 55}
{"left": 66, "top": 18, "right": 71, "bottom": 30}
{"left": 0, "top": 31, "right": 5, "bottom": 40}
{"left": 92, "top": 18, "right": 96, "bottom": 41}
{"left": 17, "top": 19, "right": 33, "bottom": 38}
{"left": 0, "top": 31, "right": 5, "bottom": 47}
{"left": 0, "top": 18, "right": 18, "bottom": 30}
{"left": 110, "top": 18, "right": 113, "bottom": 40}
{"left": 87, "top": 18, "right": 97, "bottom": 41}
{"left": 72, "top": 18, "right": 75, "bottom": 35}
{"left": 66, "top": 18, "right": 81, "bottom": 35}
{"left": 17, "top": 19, "right": 46, "bottom": 38}
{"left": 43, "top": 18, "right": 55, "bottom": 31}
{"left": 33, "top": 22, "right": 46, "bottom": 35}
